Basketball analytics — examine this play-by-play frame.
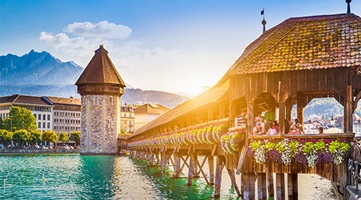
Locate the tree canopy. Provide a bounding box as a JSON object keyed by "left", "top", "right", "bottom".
{"left": 3, "top": 106, "right": 38, "bottom": 132}
{"left": 70, "top": 131, "right": 81, "bottom": 145}
{"left": 42, "top": 130, "right": 58, "bottom": 144}
{"left": 59, "top": 132, "right": 69, "bottom": 143}
{"left": 12, "top": 129, "right": 31, "bottom": 144}
{"left": 0, "top": 129, "right": 13, "bottom": 144}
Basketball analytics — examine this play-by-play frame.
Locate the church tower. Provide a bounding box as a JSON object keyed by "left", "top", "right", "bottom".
{"left": 76, "top": 45, "right": 126, "bottom": 154}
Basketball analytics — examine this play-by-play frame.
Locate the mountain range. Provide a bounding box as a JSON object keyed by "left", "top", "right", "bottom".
{"left": 0, "top": 50, "right": 186, "bottom": 108}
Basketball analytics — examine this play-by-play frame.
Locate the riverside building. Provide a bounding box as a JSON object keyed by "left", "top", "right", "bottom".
{"left": 0, "top": 94, "right": 54, "bottom": 131}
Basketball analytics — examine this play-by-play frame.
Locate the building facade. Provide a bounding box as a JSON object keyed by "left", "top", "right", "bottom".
{"left": 46, "top": 96, "right": 81, "bottom": 136}
{"left": 134, "top": 103, "right": 169, "bottom": 130}
{"left": 0, "top": 95, "right": 54, "bottom": 132}
{"left": 121, "top": 105, "right": 135, "bottom": 134}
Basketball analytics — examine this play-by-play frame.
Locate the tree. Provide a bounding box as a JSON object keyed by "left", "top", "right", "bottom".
{"left": 59, "top": 132, "right": 69, "bottom": 143}
{"left": 3, "top": 106, "right": 37, "bottom": 132}
{"left": 0, "top": 129, "right": 13, "bottom": 144}
{"left": 30, "top": 130, "right": 42, "bottom": 144}
{"left": 42, "top": 130, "right": 58, "bottom": 144}
{"left": 12, "top": 129, "right": 31, "bottom": 145}
{"left": 70, "top": 131, "right": 81, "bottom": 145}
{"left": 0, "top": 117, "right": 3, "bottom": 129}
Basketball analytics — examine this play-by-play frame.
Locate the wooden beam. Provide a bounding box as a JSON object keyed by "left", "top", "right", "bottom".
{"left": 267, "top": 173, "right": 274, "bottom": 199}
{"left": 344, "top": 85, "right": 353, "bottom": 133}
{"left": 187, "top": 154, "right": 195, "bottom": 186}
{"left": 214, "top": 155, "right": 225, "bottom": 198}
{"left": 276, "top": 173, "right": 285, "bottom": 200}
{"left": 288, "top": 174, "right": 298, "bottom": 200}
{"left": 257, "top": 173, "right": 267, "bottom": 200}
{"left": 236, "top": 146, "right": 247, "bottom": 175}
{"left": 208, "top": 156, "right": 215, "bottom": 185}
{"left": 227, "top": 168, "right": 241, "bottom": 197}
{"left": 161, "top": 151, "right": 167, "bottom": 174}
{"left": 297, "top": 93, "right": 305, "bottom": 126}
{"left": 180, "top": 155, "right": 190, "bottom": 169}
{"left": 195, "top": 156, "right": 210, "bottom": 185}
{"left": 279, "top": 102, "right": 286, "bottom": 134}
{"left": 173, "top": 153, "right": 181, "bottom": 178}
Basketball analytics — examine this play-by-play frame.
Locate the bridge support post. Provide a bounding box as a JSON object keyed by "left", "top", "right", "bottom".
{"left": 161, "top": 151, "right": 167, "bottom": 173}
{"left": 150, "top": 151, "right": 155, "bottom": 166}
{"left": 187, "top": 154, "right": 195, "bottom": 186}
{"left": 276, "top": 173, "right": 285, "bottom": 200}
{"left": 208, "top": 155, "right": 215, "bottom": 185}
{"left": 193, "top": 155, "right": 199, "bottom": 178}
{"left": 257, "top": 173, "right": 267, "bottom": 200}
{"left": 287, "top": 174, "right": 298, "bottom": 200}
{"left": 214, "top": 155, "right": 225, "bottom": 198}
{"left": 173, "top": 153, "right": 180, "bottom": 178}
{"left": 267, "top": 173, "right": 274, "bottom": 199}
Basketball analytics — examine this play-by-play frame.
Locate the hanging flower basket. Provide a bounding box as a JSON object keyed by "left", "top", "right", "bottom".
{"left": 205, "top": 126, "right": 215, "bottom": 144}
{"left": 213, "top": 124, "right": 228, "bottom": 142}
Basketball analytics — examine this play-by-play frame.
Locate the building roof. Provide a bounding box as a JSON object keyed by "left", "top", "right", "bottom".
{"left": 134, "top": 103, "right": 170, "bottom": 115}
{"left": 230, "top": 14, "right": 361, "bottom": 75}
{"left": 0, "top": 94, "right": 52, "bottom": 106}
{"left": 75, "top": 45, "right": 126, "bottom": 87}
{"left": 46, "top": 96, "right": 81, "bottom": 106}
{"left": 132, "top": 79, "right": 229, "bottom": 136}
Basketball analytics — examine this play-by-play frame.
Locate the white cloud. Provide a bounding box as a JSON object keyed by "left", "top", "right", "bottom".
{"left": 63, "top": 21, "right": 132, "bottom": 39}
{"left": 40, "top": 31, "right": 111, "bottom": 58}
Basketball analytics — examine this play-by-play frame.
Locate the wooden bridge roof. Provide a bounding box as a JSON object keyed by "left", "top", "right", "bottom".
{"left": 230, "top": 14, "right": 361, "bottom": 75}
{"left": 132, "top": 79, "right": 230, "bottom": 137}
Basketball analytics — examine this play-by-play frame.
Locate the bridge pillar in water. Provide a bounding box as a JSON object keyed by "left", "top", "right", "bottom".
{"left": 76, "top": 45, "right": 126, "bottom": 155}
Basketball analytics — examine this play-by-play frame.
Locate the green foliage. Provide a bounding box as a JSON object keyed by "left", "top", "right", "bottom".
{"left": 3, "top": 106, "right": 37, "bottom": 132}
{"left": 30, "top": 130, "right": 42, "bottom": 144}
{"left": 0, "top": 117, "right": 3, "bottom": 129}
{"left": 70, "top": 131, "right": 81, "bottom": 145}
{"left": 0, "top": 129, "right": 13, "bottom": 143}
{"left": 42, "top": 130, "right": 58, "bottom": 144}
{"left": 12, "top": 129, "right": 31, "bottom": 144}
{"left": 59, "top": 132, "right": 69, "bottom": 143}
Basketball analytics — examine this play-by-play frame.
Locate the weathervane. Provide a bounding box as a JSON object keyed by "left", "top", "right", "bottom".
{"left": 261, "top": 8, "right": 267, "bottom": 33}
{"left": 346, "top": 0, "right": 352, "bottom": 14}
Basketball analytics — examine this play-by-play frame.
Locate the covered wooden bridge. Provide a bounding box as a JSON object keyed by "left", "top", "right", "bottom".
{"left": 123, "top": 13, "right": 361, "bottom": 199}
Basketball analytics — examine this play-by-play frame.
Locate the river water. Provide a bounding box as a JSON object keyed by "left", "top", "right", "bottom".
{"left": 0, "top": 154, "right": 336, "bottom": 199}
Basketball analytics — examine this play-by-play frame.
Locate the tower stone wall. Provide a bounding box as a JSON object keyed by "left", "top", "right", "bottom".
{"left": 80, "top": 95, "right": 120, "bottom": 154}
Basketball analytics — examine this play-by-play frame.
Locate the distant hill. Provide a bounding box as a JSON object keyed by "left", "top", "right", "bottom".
{"left": 0, "top": 50, "right": 186, "bottom": 108}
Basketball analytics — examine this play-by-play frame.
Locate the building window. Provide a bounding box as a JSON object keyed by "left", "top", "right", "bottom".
{"left": 43, "top": 114, "right": 46, "bottom": 120}
{"left": 43, "top": 122, "right": 46, "bottom": 128}
{"left": 47, "top": 123, "right": 50, "bottom": 129}
{"left": 38, "top": 122, "right": 41, "bottom": 128}
{"left": 38, "top": 115, "right": 41, "bottom": 120}
{"left": 47, "top": 114, "right": 50, "bottom": 121}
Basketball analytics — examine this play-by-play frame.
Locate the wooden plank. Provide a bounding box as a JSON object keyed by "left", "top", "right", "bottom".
{"left": 236, "top": 146, "right": 247, "bottom": 175}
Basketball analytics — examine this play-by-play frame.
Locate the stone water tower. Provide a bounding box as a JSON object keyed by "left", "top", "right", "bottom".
{"left": 76, "top": 45, "right": 126, "bottom": 154}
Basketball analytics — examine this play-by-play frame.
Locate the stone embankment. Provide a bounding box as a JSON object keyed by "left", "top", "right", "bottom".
{"left": 0, "top": 149, "right": 79, "bottom": 154}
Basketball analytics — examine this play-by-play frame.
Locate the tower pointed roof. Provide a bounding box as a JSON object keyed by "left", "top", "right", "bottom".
{"left": 76, "top": 45, "right": 126, "bottom": 87}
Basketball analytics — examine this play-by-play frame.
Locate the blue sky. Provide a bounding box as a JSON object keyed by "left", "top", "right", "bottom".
{"left": 1, "top": 0, "right": 360, "bottom": 94}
